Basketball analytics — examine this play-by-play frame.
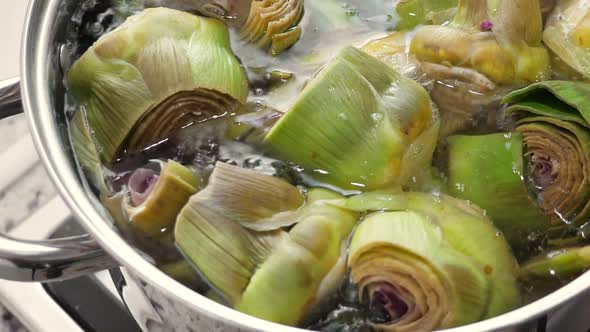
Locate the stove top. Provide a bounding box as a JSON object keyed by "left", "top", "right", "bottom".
{"left": 0, "top": 195, "right": 141, "bottom": 332}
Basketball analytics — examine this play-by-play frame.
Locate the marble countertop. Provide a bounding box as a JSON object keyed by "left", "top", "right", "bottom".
{"left": 0, "top": 1, "right": 58, "bottom": 331}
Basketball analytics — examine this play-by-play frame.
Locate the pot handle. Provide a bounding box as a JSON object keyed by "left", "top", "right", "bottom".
{"left": 0, "top": 77, "right": 22, "bottom": 120}
{"left": 0, "top": 77, "right": 118, "bottom": 282}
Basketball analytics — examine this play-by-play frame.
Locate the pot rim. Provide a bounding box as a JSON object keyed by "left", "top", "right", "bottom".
{"left": 20, "top": 0, "right": 590, "bottom": 331}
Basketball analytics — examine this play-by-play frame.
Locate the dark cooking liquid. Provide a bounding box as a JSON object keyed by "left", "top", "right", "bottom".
{"left": 63, "top": 1, "right": 587, "bottom": 330}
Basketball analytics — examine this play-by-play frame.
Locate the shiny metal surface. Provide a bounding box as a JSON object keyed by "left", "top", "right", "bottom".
{"left": 0, "top": 76, "right": 116, "bottom": 282}
{"left": 16, "top": 0, "right": 590, "bottom": 331}
{"left": 0, "top": 77, "right": 21, "bottom": 120}
{"left": 0, "top": 234, "right": 115, "bottom": 282}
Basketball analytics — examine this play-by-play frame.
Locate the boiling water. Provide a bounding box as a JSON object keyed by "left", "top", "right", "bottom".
{"left": 63, "top": 0, "right": 587, "bottom": 330}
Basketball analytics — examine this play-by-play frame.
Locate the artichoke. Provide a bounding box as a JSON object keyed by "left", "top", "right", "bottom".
{"left": 347, "top": 192, "right": 520, "bottom": 331}
{"left": 175, "top": 162, "right": 359, "bottom": 325}
{"left": 543, "top": 0, "right": 590, "bottom": 80}
{"left": 363, "top": 0, "right": 551, "bottom": 138}
{"left": 179, "top": 161, "right": 305, "bottom": 231}
{"left": 408, "top": 0, "right": 549, "bottom": 137}
{"left": 446, "top": 133, "right": 548, "bottom": 249}
{"left": 503, "top": 81, "right": 590, "bottom": 231}
{"left": 68, "top": 8, "right": 248, "bottom": 165}
{"left": 103, "top": 160, "right": 199, "bottom": 238}
{"left": 240, "top": 0, "right": 304, "bottom": 55}
{"left": 411, "top": 0, "right": 551, "bottom": 84}
{"left": 264, "top": 46, "right": 438, "bottom": 191}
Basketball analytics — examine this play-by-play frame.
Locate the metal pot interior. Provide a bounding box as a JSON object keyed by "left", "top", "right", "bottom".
{"left": 20, "top": 1, "right": 590, "bottom": 332}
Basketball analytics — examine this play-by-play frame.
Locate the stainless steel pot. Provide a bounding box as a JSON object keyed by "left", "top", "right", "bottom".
{"left": 0, "top": 1, "right": 587, "bottom": 331}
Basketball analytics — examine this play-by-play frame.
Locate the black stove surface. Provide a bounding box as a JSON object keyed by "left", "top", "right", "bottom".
{"left": 43, "top": 219, "right": 141, "bottom": 332}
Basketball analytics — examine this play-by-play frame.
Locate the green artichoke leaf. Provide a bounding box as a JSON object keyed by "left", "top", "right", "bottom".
{"left": 69, "top": 111, "right": 108, "bottom": 193}
{"left": 186, "top": 162, "right": 305, "bottom": 232}
{"left": 325, "top": 189, "right": 407, "bottom": 212}
{"left": 520, "top": 246, "right": 590, "bottom": 281}
{"left": 503, "top": 81, "right": 590, "bottom": 126}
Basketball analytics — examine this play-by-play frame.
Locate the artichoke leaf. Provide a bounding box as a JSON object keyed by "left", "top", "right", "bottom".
{"left": 543, "top": 0, "right": 590, "bottom": 79}
{"left": 187, "top": 161, "right": 305, "bottom": 231}
{"left": 520, "top": 246, "right": 590, "bottom": 280}
{"left": 70, "top": 111, "right": 108, "bottom": 193}
{"left": 176, "top": 199, "right": 287, "bottom": 304}
{"left": 503, "top": 81, "right": 590, "bottom": 125}
{"left": 325, "top": 190, "right": 407, "bottom": 212}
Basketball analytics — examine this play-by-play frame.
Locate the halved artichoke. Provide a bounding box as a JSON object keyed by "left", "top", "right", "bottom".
{"left": 68, "top": 8, "right": 248, "bottom": 165}
{"left": 543, "top": 0, "right": 590, "bottom": 80}
{"left": 240, "top": 0, "right": 304, "bottom": 55}
{"left": 175, "top": 162, "right": 359, "bottom": 325}
{"left": 503, "top": 81, "right": 590, "bottom": 231}
{"left": 103, "top": 160, "right": 199, "bottom": 238}
{"left": 347, "top": 192, "right": 520, "bottom": 331}
{"left": 264, "top": 46, "right": 438, "bottom": 190}
{"left": 446, "top": 133, "right": 548, "bottom": 249}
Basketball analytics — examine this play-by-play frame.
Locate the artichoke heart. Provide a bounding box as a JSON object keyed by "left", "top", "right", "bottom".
{"left": 67, "top": 8, "right": 249, "bottom": 164}
{"left": 183, "top": 161, "right": 305, "bottom": 231}
{"left": 175, "top": 163, "right": 359, "bottom": 325}
{"left": 103, "top": 160, "right": 199, "bottom": 238}
{"left": 503, "top": 81, "right": 590, "bottom": 230}
{"left": 348, "top": 192, "right": 520, "bottom": 331}
{"left": 264, "top": 46, "right": 437, "bottom": 190}
{"left": 447, "top": 133, "right": 548, "bottom": 250}
{"left": 240, "top": 0, "right": 304, "bottom": 55}
{"left": 543, "top": 0, "right": 590, "bottom": 79}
